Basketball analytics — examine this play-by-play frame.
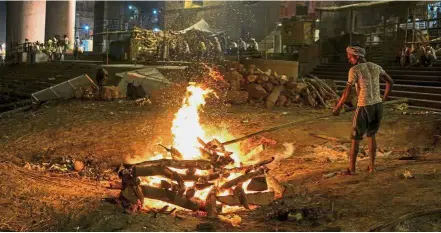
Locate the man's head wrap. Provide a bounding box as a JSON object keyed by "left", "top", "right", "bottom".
{"left": 346, "top": 46, "right": 366, "bottom": 57}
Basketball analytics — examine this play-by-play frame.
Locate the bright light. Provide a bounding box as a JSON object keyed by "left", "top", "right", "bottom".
{"left": 153, "top": 27, "right": 160, "bottom": 32}
{"left": 1, "top": 43, "right": 5, "bottom": 49}
{"left": 153, "top": 9, "right": 157, "bottom": 14}
{"left": 277, "top": 23, "right": 282, "bottom": 26}
{"left": 129, "top": 5, "right": 132, "bottom": 9}
{"left": 84, "top": 25, "right": 89, "bottom": 30}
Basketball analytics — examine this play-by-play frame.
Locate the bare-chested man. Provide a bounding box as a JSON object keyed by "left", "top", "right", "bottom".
{"left": 332, "top": 45, "right": 394, "bottom": 175}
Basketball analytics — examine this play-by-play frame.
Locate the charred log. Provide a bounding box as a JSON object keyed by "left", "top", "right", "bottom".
{"left": 140, "top": 185, "right": 204, "bottom": 211}
{"left": 247, "top": 176, "right": 268, "bottom": 192}
{"left": 234, "top": 186, "right": 250, "bottom": 209}
{"left": 220, "top": 167, "right": 268, "bottom": 190}
{"left": 130, "top": 159, "right": 213, "bottom": 170}
{"left": 217, "top": 191, "right": 275, "bottom": 206}
{"left": 133, "top": 165, "right": 185, "bottom": 189}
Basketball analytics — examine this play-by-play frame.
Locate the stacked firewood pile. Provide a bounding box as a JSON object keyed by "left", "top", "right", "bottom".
{"left": 224, "top": 63, "right": 339, "bottom": 109}
{"left": 117, "top": 137, "right": 277, "bottom": 216}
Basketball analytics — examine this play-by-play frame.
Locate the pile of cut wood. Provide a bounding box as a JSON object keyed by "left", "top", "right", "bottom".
{"left": 116, "top": 138, "right": 278, "bottom": 216}
{"left": 224, "top": 63, "right": 339, "bottom": 109}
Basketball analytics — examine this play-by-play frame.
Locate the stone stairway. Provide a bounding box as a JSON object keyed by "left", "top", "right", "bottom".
{"left": 310, "top": 58, "right": 441, "bottom": 111}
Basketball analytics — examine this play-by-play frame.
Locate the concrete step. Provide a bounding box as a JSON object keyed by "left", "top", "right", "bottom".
{"left": 316, "top": 64, "right": 441, "bottom": 71}
{"left": 313, "top": 68, "right": 441, "bottom": 76}
{"left": 312, "top": 70, "right": 441, "bottom": 80}
{"left": 319, "top": 75, "right": 441, "bottom": 86}
{"left": 333, "top": 80, "right": 441, "bottom": 94}
{"left": 311, "top": 72, "right": 441, "bottom": 83}
{"left": 335, "top": 86, "right": 441, "bottom": 109}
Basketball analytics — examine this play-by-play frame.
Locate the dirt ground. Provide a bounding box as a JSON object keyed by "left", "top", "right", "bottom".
{"left": 1, "top": 65, "right": 441, "bottom": 231}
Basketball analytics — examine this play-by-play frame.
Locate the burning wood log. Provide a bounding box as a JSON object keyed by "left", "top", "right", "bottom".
{"left": 194, "top": 182, "right": 215, "bottom": 190}
{"left": 217, "top": 191, "right": 275, "bottom": 206}
{"left": 247, "top": 177, "right": 268, "bottom": 192}
{"left": 133, "top": 165, "right": 185, "bottom": 189}
{"left": 234, "top": 186, "right": 250, "bottom": 209}
{"left": 185, "top": 188, "right": 196, "bottom": 199}
{"left": 224, "top": 157, "right": 275, "bottom": 173}
{"left": 206, "top": 188, "right": 218, "bottom": 217}
{"left": 220, "top": 167, "right": 268, "bottom": 190}
{"left": 131, "top": 159, "right": 213, "bottom": 170}
{"left": 180, "top": 173, "right": 220, "bottom": 182}
{"left": 140, "top": 185, "right": 204, "bottom": 211}
{"left": 158, "top": 144, "right": 183, "bottom": 160}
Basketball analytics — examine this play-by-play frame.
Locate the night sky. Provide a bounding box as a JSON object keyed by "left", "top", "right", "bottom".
{"left": 0, "top": 1, "right": 5, "bottom": 43}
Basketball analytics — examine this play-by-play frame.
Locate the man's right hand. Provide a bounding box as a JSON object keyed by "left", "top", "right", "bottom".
{"left": 332, "top": 107, "right": 341, "bottom": 116}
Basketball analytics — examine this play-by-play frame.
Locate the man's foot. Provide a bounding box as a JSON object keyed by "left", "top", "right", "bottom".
{"left": 340, "top": 168, "right": 356, "bottom": 175}
{"left": 366, "top": 166, "right": 376, "bottom": 173}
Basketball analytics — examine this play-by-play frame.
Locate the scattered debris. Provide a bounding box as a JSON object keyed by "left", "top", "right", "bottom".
{"left": 323, "top": 172, "right": 337, "bottom": 179}
{"left": 401, "top": 170, "right": 415, "bottom": 179}
{"left": 218, "top": 214, "right": 242, "bottom": 227}
{"left": 74, "top": 161, "right": 85, "bottom": 172}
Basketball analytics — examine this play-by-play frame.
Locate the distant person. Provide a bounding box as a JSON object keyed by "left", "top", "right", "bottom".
{"left": 422, "top": 44, "right": 437, "bottom": 67}
{"left": 24, "top": 38, "right": 30, "bottom": 53}
{"left": 412, "top": 43, "right": 426, "bottom": 66}
{"left": 63, "top": 35, "right": 69, "bottom": 53}
{"left": 183, "top": 40, "right": 190, "bottom": 60}
{"left": 213, "top": 37, "right": 222, "bottom": 60}
{"left": 73, "top": 36, "right": 81, "bottom": 60}
{"left": 249, "top": 38, "right": 259, "bottom": 51}
{"left": 0, "top": 42, "right": 5, "bottom": 65}
{"left": 198, "top": 40, "right": 207, "bottom": 60}
{"left": 239, "top": 38, "right": 247, "bottom": 51}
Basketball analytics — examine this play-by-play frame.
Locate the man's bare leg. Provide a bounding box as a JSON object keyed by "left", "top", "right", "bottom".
{"left": 349, "top": 139, "right": 360, "bottom": 174}
{"left": 367, "top": 135, "right": 377, "bottom": 172}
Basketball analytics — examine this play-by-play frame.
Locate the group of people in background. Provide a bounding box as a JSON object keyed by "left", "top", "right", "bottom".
{"left": 5, "top": 35, "right": 83, "bottom": 64}
{"left": 0, "top": 42, "right": 5, "bottom": 66}
{"left": 163, "top": 32, "right": 260, "bottom": 62}
{"left": 397, "top": 43, "right": 440, "bottom": 67}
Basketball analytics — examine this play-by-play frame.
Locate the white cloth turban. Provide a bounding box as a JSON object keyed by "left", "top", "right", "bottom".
{"left": 346, "top": 46, "right": 366, "bottom": 57}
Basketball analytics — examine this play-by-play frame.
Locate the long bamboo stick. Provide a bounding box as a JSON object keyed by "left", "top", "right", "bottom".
{"left": 221, "top": 98, "right": 409, "bottom": 146}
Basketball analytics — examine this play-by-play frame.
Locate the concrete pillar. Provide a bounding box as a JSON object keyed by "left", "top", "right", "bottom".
{"left": 45, "top": 0, "right": 76, "bottom": 49}
{"left": 6, "top": 1, "right": 46, "bottom": 48}
{"left": 93, "top": 1, "right": 107, "bottom": 53}
{"left": 274, "top": 34, "right": 282, "bottom": 53}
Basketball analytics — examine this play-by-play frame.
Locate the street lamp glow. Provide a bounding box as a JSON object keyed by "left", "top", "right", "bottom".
{"left": 84, "top": 25, "right": 89, "bottom": 30}
{"left": 153, "top": 9, "right": 157, "bottom": 14}
{"left": 153, "top": 27, "right": 160, "bottom": 32}
{"left": 277, "top": 23, "right": 282, "bottom": 26}
{"left": 129, "top": 5, "right": 132, "bottom": 9}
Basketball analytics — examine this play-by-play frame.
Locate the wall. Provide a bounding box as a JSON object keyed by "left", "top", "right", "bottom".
{"left": 6, "top": 1, "right": 47, "bottom": 46}
{"left": 76, "top": 1, "right": 95, "bottom": 40}
{"left": 0, "top": 1, "right": 6, "bottom": 43}
{"left": 242, "top": 59, "right": 299, "bottom": 80}
{"left": 164, "top": 1, "right": 281, "bottom": 42}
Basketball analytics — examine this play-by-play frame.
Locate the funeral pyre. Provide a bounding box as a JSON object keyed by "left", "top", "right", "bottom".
{"left": 117, "top": 84, "right": 279, "bottom": 216}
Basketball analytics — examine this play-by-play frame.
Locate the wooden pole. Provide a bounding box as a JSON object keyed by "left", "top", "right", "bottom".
{"left": 221, "top": 98, "right": 409, "bottom": 146}
{"left": 383, "top": 15, "right": 387, "bottom": 62}
{"left": 349, "top": 9, "right": 354, "bottom": 45}
{"left": 318, "top": 10, "right": 322, "bottom": 61}
{"left": 106, "top": 28, "right": 109, "bottom": 65}
{"left": 412, "top": 12, "right": 416, "bottom": 44}
{"left": 264, "top": 6, "right": 267, "bottom": 59}
{"left": 404, "top": 7, "right": 409, "bottom": 46}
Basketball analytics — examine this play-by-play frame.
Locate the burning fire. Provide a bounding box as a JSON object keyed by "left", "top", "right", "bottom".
{"left": 171, "top": 85, "right": 212, "bottom": 160}
{"left": 139, "top": 83, "right": 271, "bottom": 214}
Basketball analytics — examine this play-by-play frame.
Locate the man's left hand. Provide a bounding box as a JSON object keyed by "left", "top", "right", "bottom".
{"left": 332, "top": 107, "right": 341, "bottom": 116}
